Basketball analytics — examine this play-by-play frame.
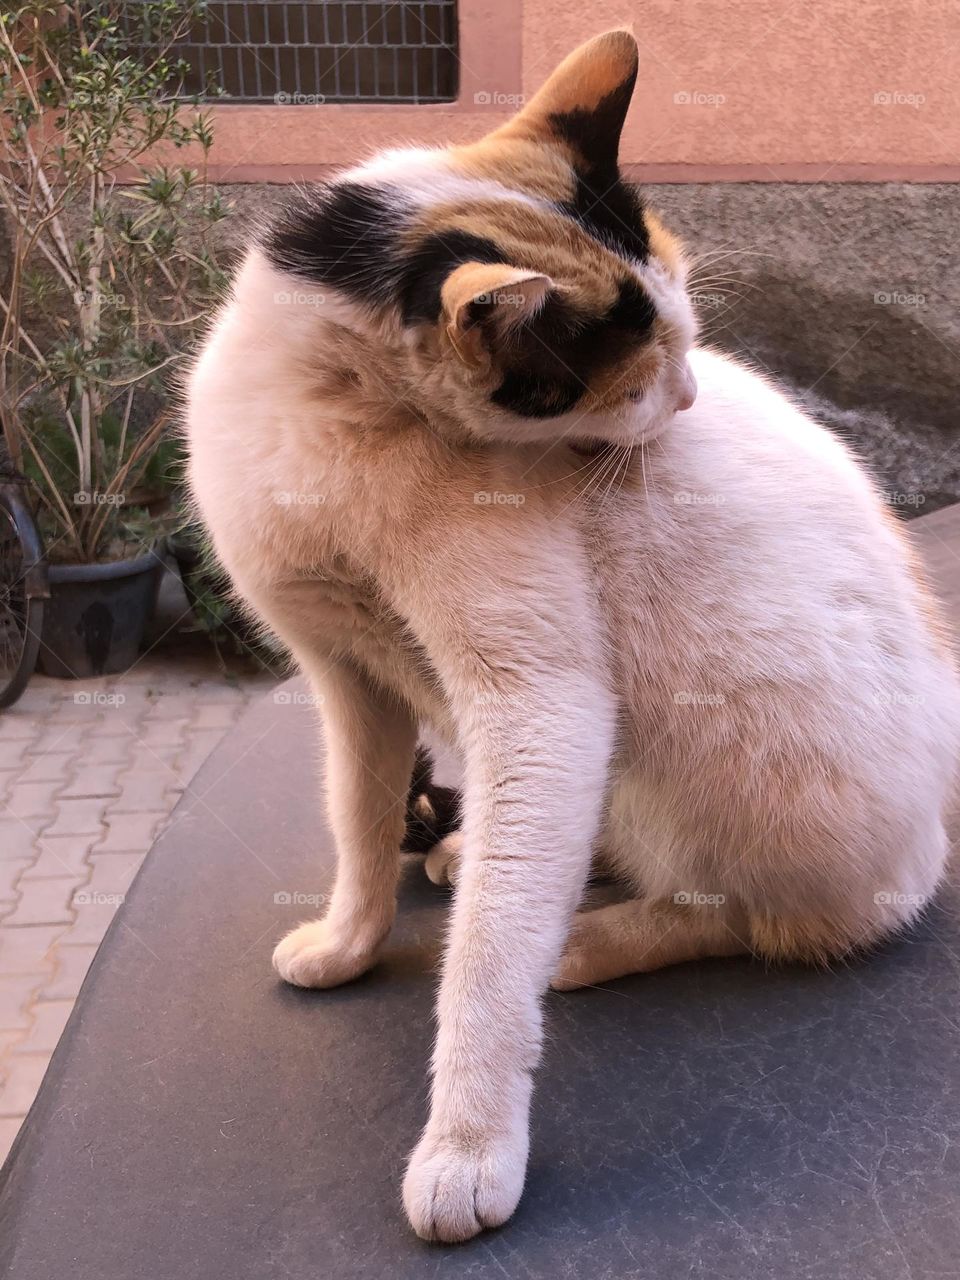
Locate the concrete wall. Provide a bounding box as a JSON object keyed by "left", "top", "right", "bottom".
{"left": 649, "top": 182, "right": 960, "bottom": 513}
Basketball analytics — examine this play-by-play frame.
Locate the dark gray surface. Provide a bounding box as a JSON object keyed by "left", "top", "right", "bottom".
{"left": 3, "top": 688, "right": 960, "bottom": 1279}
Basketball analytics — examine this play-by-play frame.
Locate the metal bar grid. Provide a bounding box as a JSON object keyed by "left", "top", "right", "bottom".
{"left": 129, "top": 1, "right": 459, "bottom": 104}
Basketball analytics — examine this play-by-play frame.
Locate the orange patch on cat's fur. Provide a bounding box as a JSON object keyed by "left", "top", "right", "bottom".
{"left": 645, "top": 211, "right": 684, "bottom": 275}
{"left": 410, "top": 200, "right": 621, "bottom": 310}
{"left": 451, "top": 139, "right": 576, "bottom": 204}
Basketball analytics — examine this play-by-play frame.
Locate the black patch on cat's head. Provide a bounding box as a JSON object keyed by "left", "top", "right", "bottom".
{"left": 548, "top": 71, "right": 637, "bottom": 176}
{"left": 560, "top": 174, "right": 650, "bottom": 264}
{"left": 489, "top": 279, "right": 656, "bottom": 419}
{"left": 264, "top": 182, "right": 407, "bottom": 307}
{"left": 609, "top": 278, "right": 656, "bottom": 332}
{"left": 549, "top": 76, "right": 650, "bottom": 264}
{"left": 397, "top": 230, "right": 504, "bottom": 325}
{"left": 265, "top": 185, "right": 511, "bottom": 328}
{"left": 491, "top": 369, "right": 583, "bottom": 418}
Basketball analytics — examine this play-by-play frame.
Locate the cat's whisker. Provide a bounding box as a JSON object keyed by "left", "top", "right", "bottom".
{"left": 687, "top": 274, "right": 756, "bottom": 293}
{"left": 594, "top": 445, "right": 625, "bottom": 513}
{"left": 685, "top": 246, "right": 775, "bottom": 269}
{"left": 688, "top": 278, "right": 757, "bottom": 297}
{"left": 533, "top": 451, "right": 619, "bottom": 488}
{"left": 604, "top": 445, "right": 634, "bottom": 512}
{"left": 613, "top": 447, "right": 634, "bottom": 506}
{"left": 578, "top": 447, "right": 622, "bottom": 506}
{"left": 639, "top": 437, "right": 651, "bottom": 508}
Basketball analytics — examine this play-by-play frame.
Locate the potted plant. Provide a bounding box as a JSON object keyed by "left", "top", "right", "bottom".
{"left": 166, "top": 505, "right": 285, "bottom": 673}
{"left": 0, "top": 0, "right": 228, "bottom": 677}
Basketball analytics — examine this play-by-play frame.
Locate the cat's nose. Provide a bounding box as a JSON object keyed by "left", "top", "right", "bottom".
{"left": 676, "top": 360, "right": 697, "bottom": 412}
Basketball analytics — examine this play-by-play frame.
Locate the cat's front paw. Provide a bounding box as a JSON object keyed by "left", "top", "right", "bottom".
{"left": 402, "top": 1124, "right": 527, "bottom": 1243}
{"left": 272, "top": 918, "right": 380, "bottom": 989}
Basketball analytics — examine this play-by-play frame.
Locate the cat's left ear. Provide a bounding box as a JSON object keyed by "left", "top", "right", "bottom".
{"left": 440, "top": 262, "right": 554, "bottom": 366}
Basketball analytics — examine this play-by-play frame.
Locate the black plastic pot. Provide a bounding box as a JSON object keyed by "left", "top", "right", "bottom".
{"left": 166, "top": 528, "right": 269, "bottom": 656}
{"left": 38, "top": 548, "right": 164, "bottom": 679}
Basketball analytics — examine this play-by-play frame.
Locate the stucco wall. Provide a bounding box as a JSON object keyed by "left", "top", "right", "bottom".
{"left": 200, "top": 1, "right": 960, "bottom": 181}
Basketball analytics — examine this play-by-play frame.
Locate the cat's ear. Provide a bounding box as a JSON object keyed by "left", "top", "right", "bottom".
{"left": 496, "top": 29, "right": 638, "bottom": 170}
{"left": 440, "top": 262, "right": 554, "bottom": 366}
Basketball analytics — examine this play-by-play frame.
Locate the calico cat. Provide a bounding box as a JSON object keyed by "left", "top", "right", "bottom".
{"left": 185, "top": 30, "right": 960, "bottom": 1243}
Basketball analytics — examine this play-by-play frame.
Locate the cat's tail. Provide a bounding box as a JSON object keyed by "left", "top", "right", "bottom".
{"left": 402, "top": 746, "right": 462, "bottom": 853}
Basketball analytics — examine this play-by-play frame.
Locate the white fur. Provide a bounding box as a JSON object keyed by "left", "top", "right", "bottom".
{"left": 341, "top": 146, "right": 557, "bottom": 217}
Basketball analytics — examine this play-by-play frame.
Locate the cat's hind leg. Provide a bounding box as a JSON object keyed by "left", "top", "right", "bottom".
{"left": 551, "top": 896, "right": 751, "bottom": 990}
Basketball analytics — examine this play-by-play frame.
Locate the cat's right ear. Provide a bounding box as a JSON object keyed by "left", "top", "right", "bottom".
{"left": 492, "top": 29, "right": 638, "bottom": 172}
{"left": 440, "top": 262, "right": 554, "bottom": 367}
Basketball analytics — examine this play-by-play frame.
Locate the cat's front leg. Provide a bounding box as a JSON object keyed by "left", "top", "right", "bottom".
{"left": 382, "top": 546, "right": 615, "bottom": 1241}
{"left": 272, "top": 658, "right": 417, "bottom": 987}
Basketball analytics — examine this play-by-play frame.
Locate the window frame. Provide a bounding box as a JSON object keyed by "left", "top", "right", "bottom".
{"left": 194, "top": 0, "right": 523, "bottom": 181}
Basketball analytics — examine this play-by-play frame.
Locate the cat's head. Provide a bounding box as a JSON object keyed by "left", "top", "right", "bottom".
{"left": 266, "top": 30, "right": 697, "bottom": 448}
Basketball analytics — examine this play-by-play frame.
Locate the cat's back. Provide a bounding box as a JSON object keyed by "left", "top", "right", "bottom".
{"left": 667, "top": 347, "right": 875, "bottom": 510}
{"left": 592, "top": 346, "right": 953, "bottom": 707}
{"left": 632, "top": 346, "right": 906, "bottom": 579}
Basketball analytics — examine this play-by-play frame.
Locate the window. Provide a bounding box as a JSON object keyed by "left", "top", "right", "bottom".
{"left": 161, "top": 1, "right": 459, "bottom": 104}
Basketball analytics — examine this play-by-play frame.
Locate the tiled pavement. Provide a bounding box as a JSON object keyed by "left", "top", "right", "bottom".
{"left": 0, "top": 633, "right": 276, "bottom": 1164}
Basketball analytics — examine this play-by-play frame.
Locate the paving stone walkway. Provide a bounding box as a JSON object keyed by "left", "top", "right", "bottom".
{"left": 0, "top": 623, "right": 276, "bottom": 1163}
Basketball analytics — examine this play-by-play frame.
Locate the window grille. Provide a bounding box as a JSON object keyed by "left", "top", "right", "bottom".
{"left": 141, "top": 1, "right": 459, "bottom": 104}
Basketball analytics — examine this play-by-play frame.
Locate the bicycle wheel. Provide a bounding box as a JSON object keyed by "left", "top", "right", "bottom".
{"left": 0, "top": 485, "right": 46, "bottom": 709}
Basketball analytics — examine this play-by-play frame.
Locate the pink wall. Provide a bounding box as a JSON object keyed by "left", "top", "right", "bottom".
{"left": 201, "top": 1, "right": 960, "bottom": 182}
